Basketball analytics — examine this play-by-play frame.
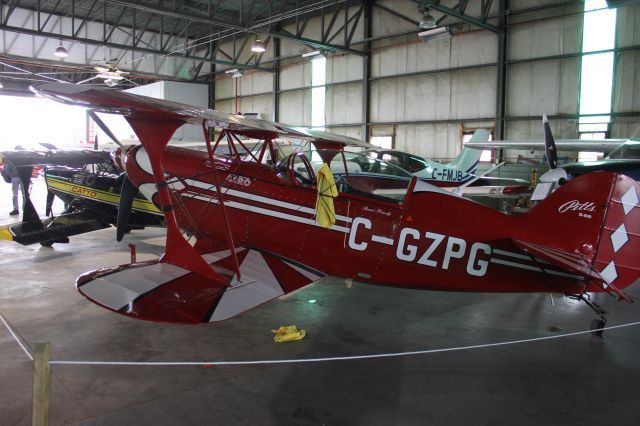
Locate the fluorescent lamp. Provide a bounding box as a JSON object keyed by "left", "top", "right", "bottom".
{"left": 54, "top": 43, "right": 68, "bottom": 58}
{"left": 251, "top": 38, "right": 266, "bottom": 53}
{"left": 302, "top": 50, "right": 325, "bottom": 59}
{"left": 97, "top": 73, "right": 124, "bottom": 80}
{"left": 225, "top": 68, "right": 243, "bottom": 78}
{"left": 418, "top": 27, "right": 452, "bottom": 42}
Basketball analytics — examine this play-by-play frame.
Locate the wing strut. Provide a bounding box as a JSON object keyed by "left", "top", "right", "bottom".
{"left": 126, "top": 117, "right": 225, "bottom": 284}
{"left": 203, "top": 121, "right": 242, "bottom": 280}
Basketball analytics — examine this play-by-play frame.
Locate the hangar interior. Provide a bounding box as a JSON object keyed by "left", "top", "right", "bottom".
{"left": 1, "top": 0, "right": 640, "bottom": 424}
{"left": 2, "top": 0, "right": 639, "bottom": 151}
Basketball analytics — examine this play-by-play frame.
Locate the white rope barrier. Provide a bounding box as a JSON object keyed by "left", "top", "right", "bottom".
{"left": 2, "top": 304, "right": 639, "bottom": 367}
{"left": 0, "top": 310, "right": 34, "bottom": 361}
{"left": 46, "top": 321, "right": 640, "bottom": 367}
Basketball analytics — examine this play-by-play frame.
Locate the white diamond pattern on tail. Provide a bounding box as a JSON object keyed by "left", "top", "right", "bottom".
{"left": 600, "top": 261, "right": 618, "bottom": 287}
{"left": 620, "top": 186, "right": 639, "bottom": 215}
{"left": 611, "top": 223, "right": 629, "bottom": 253}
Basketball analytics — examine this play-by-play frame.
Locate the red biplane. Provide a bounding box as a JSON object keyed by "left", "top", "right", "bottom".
{"left": 32, "top": 83, "right": 640, "bottom": 333}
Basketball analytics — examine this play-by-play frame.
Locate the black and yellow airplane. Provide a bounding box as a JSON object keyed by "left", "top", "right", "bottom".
{"left": 0, "top": 149, "right": 163, "bottom": 246}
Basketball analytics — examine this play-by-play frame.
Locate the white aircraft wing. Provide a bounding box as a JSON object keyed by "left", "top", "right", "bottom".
{"left": 446, "top": 185, "right": 532, "bottom": 199}
{"left": 464, "top": 139, "right": 626, "bottom": 153}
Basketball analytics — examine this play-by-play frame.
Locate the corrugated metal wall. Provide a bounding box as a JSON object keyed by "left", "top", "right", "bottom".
{"left": 213, "top": 1, "right": 640, "bottom": 159}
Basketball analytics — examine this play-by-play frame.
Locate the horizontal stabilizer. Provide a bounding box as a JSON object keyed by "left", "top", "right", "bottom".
{"left": 76, "top": 248, "right": 325, "bottom": 323}
{"left": 512, "top": 240, "right": 601, "bottom": 280}
{"left": 0, "top": 213, "right": 109, "bottom": 245}
{"left": 513, "top": 239, "right": 632, "bottom": 302}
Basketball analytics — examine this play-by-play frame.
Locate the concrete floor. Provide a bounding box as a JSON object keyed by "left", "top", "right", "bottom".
{"left": 1, "top": 178, "right": 640, "bottom": 425}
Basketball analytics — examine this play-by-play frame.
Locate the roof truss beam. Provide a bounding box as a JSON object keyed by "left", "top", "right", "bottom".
{"left": 103, "top": 0, "right": 365, "bottom": 56}
{"left": 0, "top": 24, "right": 272, "bottom": 72}
{"left": 373, "top": 3, "right": 419, "bottom": 27}
{"left": 419, "top": 1, "right": 499, "bottom": 33}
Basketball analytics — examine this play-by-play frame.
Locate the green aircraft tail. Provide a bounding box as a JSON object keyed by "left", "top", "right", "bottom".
{"left": 446, "top": 129, "right": 491, "bottom": 175}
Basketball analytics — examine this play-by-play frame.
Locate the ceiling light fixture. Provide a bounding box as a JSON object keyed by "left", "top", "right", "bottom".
{"left": 302, "top": 50, "right": 325, "bottom": 59}
{"left": 97, "top": 73, "right": 124, "bottom": 80}
{"left": 0, "top": 81, "right": 3, "bottom": 89}
{"left": 54, "top": 42, "right": 68, "bottom": 58}
{"left": 225, "top": 68, "right": 243, "bottom": 78}
{"left": 419, "top": 12, "right": 437, "bottom": 29}
{"left": 418, "top": 26, "right": 453, "bottom": 42}
{"left": 251, "top": 38, "right": 266, "bottom": 53}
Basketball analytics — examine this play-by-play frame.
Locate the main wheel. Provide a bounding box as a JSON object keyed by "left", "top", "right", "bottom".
{"left": 590, "top": 318, "right": 606, "bottom": 337}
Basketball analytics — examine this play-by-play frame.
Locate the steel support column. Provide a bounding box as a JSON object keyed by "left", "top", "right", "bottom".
{"left": 272, "top": 37, "right": 280, "bottom": 122}
{"left": 495, "top": 0, "right": 508, "bottom": 142}
{"left": 361, "top": 0, "right": 372, "bottom": 141}
{"left": 209, "top": 63, "right": 215, "bottom": 109}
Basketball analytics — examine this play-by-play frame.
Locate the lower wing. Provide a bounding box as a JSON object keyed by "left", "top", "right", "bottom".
{"left": 76, "top": 247, "right": 326, "bottom": 323}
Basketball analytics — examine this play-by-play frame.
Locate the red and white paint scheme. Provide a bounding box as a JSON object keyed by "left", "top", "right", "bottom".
{"left": 33, "top": 83, "right": 640, "bottom": 327}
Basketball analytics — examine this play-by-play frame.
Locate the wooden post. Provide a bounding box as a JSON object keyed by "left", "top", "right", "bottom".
{"left": 32, "top": 342, "right": 51, "bottom": 426}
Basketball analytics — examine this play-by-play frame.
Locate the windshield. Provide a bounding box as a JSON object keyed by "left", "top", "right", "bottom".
{"left": 606, "top": 140, "right": 640, "bottom": 159}
{"left": 275, "top": 148, "right": 412, "bottom": 202}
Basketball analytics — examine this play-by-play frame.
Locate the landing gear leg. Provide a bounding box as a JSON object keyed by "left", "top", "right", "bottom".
{"left": 568, "top": 293, "right": 608, "bottom": 336}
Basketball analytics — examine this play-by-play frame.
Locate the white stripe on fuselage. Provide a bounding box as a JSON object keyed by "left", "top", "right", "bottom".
{"left": 182, "top": 192, "right": 350, "bottom": 234}
{"left": 184, "top": 178, "right": 353, "bottom": 224}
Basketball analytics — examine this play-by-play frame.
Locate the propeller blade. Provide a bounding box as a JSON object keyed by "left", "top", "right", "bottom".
{"left": 116, "top": 175, "right": 136, "bottom": 242}
{"left": 88, "top": 110, "right": 124, "bottom": 148}
{"left": 542, "top": 114, "right": 558, "bottom": 169}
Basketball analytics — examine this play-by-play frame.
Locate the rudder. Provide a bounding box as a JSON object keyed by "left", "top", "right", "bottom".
{"left": 593, "top": 173, "right": 640, "bottom": 293}
{"left": 521, "top": 172, "right": 640, "bottom": 295}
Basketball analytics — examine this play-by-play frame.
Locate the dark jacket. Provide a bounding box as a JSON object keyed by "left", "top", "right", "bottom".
{"left": 3, "top": 162, "right": 20, "bottom": 178}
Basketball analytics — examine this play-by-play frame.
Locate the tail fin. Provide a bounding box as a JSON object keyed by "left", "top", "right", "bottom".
{"left": 593, "top": 173, "right": 640, "bottom": 294}
{"left": 519, "top": 172, "right": 640, "bottom": 295}
{"left": 447, "top": 129, "right": 490, "bottom": 175}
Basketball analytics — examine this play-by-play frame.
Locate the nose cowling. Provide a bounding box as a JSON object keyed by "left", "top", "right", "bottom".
{"left": 123, "top": 145, "right": 160, "bottom": 206}
{"left": 116, "top": 145, "right": 159, "bottom": 242}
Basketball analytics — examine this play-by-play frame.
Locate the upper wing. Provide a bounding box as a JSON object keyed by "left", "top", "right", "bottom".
{"left": 31, "top": 82, "right": 375, "bottom": 149}
{"left": 464, "top": 139, "right": 626, "bottom": 153}
{"left": 0, "top": 149, "right": 111, "bottom": 168}
{"left": 291, "top": 127, "right": 374, "bottom": 149}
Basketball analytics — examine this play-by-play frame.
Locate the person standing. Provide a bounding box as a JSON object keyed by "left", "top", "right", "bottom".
{"left": 3, "top": 161, "right": 22, "bottom": 215}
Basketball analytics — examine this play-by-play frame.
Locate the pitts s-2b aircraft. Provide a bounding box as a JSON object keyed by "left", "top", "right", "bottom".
{"left": 33, "top": 83, "right": 640, "bottom": 333}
